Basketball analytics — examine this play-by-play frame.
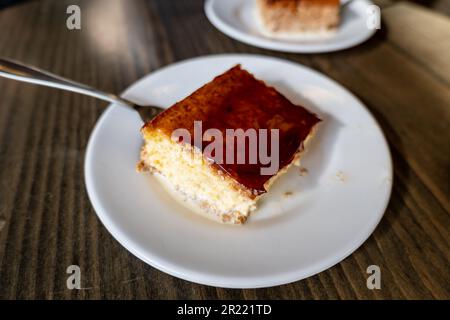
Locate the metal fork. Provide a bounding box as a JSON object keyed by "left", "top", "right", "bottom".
{"left": 0, "top": 58, "right": 164, "bottom": 122}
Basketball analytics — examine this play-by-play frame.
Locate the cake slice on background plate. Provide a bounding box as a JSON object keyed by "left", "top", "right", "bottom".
{"left": 138, "top": 65, "right": 320, "bottom": 224}
{"left": 255, "top": 0, "right": 340, "bottom": 39}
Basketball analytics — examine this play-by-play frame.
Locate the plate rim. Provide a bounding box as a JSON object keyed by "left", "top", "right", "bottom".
{"left": 85, "top": 54, "right": 393, "bottom": 288}
{"left": 204, "top": 0, "right": 377, "bottom": 53}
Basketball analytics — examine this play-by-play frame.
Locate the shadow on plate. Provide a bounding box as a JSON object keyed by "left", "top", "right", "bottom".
{"left": 249, "top": 80, "right": 344, "bottom": 227}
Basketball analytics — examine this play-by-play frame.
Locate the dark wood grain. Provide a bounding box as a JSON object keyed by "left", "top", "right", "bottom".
{"left": 0, "top": 0, "right": 448, "bottom": 299}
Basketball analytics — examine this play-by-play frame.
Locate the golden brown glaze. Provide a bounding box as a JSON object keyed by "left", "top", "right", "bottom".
{"left": 143, "top": 65, "right": 321, "bottom": 194}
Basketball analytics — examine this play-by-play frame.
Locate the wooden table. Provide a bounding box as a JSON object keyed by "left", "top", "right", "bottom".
{"left": 0, "top": 0, "right": 448, "bottom": 299}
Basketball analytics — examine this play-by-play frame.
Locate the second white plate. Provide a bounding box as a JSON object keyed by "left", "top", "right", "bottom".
{"left": 205, "top": 0, "right": 377, "bottom": 53}
{"left": 85, "top": 54, "right": 392, "bottom": 288}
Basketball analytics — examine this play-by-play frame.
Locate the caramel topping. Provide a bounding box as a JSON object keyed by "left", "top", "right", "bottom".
{"left": 145, "top": 65, "right": 321, "bottom": 194}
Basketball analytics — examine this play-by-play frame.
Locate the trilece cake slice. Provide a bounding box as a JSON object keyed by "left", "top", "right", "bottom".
{"left": 137, "top": 65, "right": 320, "bottom": 224}
{"left": 256, "top": 0, "right": 340, "bottom": 38}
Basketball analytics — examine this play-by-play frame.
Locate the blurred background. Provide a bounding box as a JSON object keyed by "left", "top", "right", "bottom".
{"left": 3, "top": 0, "right": 450, "bottom": 16}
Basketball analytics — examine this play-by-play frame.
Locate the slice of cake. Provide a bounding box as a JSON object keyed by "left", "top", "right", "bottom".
{"left": 256, "top": 0, "right": 340, "bottom": 38}
{"left": 138, "top": 65, "right": 320, "bottom": 224}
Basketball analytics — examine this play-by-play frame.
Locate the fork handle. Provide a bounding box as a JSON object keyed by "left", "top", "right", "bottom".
{"left": 0, "top": 58, "right": 133, "bottom": 107}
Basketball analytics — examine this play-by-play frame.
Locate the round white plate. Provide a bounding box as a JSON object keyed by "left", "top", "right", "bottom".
{"left": 205, "top": 0, "right": 377, "bottom": 53}
{"left": 85, "top": 54, "right": 392, "bottom": 288}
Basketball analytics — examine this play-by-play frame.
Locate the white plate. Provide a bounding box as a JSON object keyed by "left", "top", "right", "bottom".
{"left": 85, "top": 54, "right": 392, "bottom": 288}
{"left": 205, "top": 0, "right": 377, "bottom": 53}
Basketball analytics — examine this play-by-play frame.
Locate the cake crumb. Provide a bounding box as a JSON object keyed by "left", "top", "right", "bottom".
{"left": 335, "top": 171, "right": 346, "bottom": 182}
{"left": 299, "top": 167, "right": 308, "bottom": 176}
{"left": 136, "top": 160, "right": 146, "bottom": 172}
{"left": 235, "top": 214, "right": 247, "bottom": 224}
{"left": 284, "top": 191, "right": 293, "bottom": 197}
